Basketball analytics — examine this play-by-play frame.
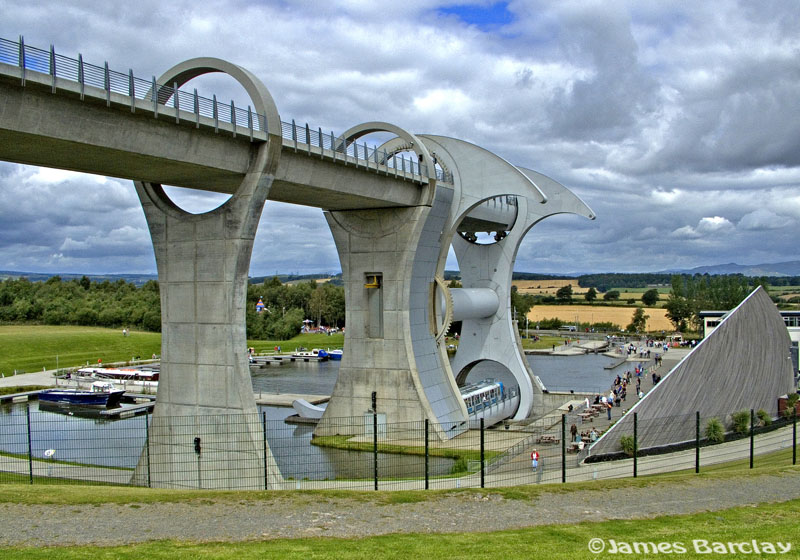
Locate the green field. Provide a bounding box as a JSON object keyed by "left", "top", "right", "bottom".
{"left": 0, "top": 501, "right": 795, "bottom": 559}
{"left": 0, "top": 325, "right": 344, "bottom": 375}
{"left": 0, "top": 325, "right": 162, "bottom": 375}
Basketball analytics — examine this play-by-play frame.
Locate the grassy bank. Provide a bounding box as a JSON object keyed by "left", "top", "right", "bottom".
{"left": 0, "top": 325, "right": 161, "bottom": 375}
{"left": 0, "top": 325, "right": 344, "bottom": 375}
{"left": 247, "top": 332, "right": 344, "bottom": 353}
{"left": 310, "top": 434, "right": 501, "bottom": 472}
{"left": 0, "top": 447, "right": 797, "bottom": 558}
{"left": 0, "top": 500, "right": 797, "bottom": 559}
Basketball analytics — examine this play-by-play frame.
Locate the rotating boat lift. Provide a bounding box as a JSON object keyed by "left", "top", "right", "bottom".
{"left": 316, "top": 131, "right": 594, "bottom": 440}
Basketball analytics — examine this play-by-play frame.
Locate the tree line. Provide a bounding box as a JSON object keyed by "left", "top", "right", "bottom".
{"left": 245, "top": 277, "right": 345, "bottom": 340}
{"left": 0, "top": 276, "right": 161, "bottom": 331}
{"left": 0, "top": 275, "right": 346, "bottom": 341}
{"left": 664, "top": 274, "right": 769, "bottom": 332}
{"left": 576, "top": 272, "right": 672, "bottom": 291}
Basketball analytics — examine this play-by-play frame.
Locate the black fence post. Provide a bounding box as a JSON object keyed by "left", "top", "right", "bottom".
{"left": 561, "top": 414, "right": 566, "bottom": 483}
{"left": 633, "top": 412, "right": 638, "bottom": 478}
{"left": 144, "top": 412, "right": 151, "bottom": 488}
{"left": 424, "top": 419, "right": 429, "bottom": 490}
{"left": 793, "top": 407, "right": 797, "bottom": 466}
{"left": 373, "top": 410, "right": 378, "bottom": 491}
{"left": 749, "top": 408, "right": 754, "bottom": 469}
{"left": 695, "top": 411, "right": 700, "bottom": 474}
{"left": 25, "top": 402, "right": 33, "bottom": 485}
{"left": 480, "top": 418, "right": 485, "bottom": 489}
{"left": 262, "top": 411, "right": 268, "bottom": 490}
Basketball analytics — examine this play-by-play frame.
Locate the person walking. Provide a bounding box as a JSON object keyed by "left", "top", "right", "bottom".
{"left": 531, "top": 449, "right": 539, "bottom": 472}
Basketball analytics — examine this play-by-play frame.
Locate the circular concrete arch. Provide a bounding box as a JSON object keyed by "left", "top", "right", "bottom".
{"left": 338, "top": 121, "right": 436, "bottom": 182}
{"left": 138, "top": 58, "right": 282, "bottom": 219}
{"left": 155, "top": 57, "right": 282, "bottom": 145}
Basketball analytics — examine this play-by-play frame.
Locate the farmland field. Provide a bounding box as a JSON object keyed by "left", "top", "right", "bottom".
{"left": 526, "top": 304, "right": 673, "bottom": 331}
{"left": 513, "top": 279, "right": 588, "bottom": 295}
{"left": 512, "top": 280, "right": 670, "bottom": 305}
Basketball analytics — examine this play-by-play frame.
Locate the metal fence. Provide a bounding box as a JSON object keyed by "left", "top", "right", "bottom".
{"left": 0, "top": 402, "right": 796, "bottom": 490}
{"left": 0, "top": 36, "right": 453, "bottom": 184}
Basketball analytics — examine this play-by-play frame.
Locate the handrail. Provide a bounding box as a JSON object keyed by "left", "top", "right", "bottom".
{"left": 0, "top": 36, "right": 453, "bottom": 184}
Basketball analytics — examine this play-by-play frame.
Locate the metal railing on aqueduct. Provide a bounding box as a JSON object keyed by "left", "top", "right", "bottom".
{"left": 0, "top": 36, "right": 453, "bottom": 184}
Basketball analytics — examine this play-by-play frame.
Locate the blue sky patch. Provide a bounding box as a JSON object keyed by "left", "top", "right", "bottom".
{"left": 438, "top": 2, "right": 514, "bottom": 29}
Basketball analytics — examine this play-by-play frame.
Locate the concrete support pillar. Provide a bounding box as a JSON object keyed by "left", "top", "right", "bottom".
{"left": 315, "top": 186, "right": 469, "bottom": 441}
{"left": 130, "top": 169, "right": 281, "bottom": 488}
{"left": 129, "top": 57, "right": 284, "bottom": 488}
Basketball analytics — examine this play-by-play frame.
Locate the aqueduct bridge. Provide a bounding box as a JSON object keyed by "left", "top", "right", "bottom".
{"left": 0, "top": 37, "right": 594, "bottom": 488}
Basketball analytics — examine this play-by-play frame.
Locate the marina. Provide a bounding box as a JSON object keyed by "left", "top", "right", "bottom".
{"left": 0, "top": 351, "right": 626, "bottom": 480}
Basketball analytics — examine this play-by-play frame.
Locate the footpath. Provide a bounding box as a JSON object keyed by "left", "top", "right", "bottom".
{"left": 0, "top": 369, "right": 57, "bottom": 389}
{"left": 1, "top": 470, "right": 798, "bottom": 546}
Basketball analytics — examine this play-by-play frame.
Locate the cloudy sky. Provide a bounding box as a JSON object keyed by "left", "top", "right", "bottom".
{"left": 1, "top": 0, "right": 799, "bottom": 277}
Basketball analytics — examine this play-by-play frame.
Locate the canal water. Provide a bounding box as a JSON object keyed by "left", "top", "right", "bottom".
{"left": 1, "top": 352, "right": 627, "bottom": 479}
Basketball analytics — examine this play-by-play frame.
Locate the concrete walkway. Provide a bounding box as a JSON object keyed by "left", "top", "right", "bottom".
{"left": 0, "top": 369, "right": 58, "bottom": 389}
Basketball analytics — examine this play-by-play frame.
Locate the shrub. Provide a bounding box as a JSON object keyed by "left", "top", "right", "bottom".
{"left": 450, "top": 457, "right": 468, "bottom": 474}
{"left": 619, "top": 434, "right": 636, "bottom": 456}
{"left": 704, "top": 418, "right": 724, "bottom": 444}
{"left": 731, "top": 410, "right": 751, "bottom": 435}
{"left": 756, "top": 409, "right": 772, "bottom": 427}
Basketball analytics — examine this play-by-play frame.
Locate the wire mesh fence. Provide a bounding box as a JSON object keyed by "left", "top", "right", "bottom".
{"left": 0, "top": 402, "right": 797, "bottom": 490}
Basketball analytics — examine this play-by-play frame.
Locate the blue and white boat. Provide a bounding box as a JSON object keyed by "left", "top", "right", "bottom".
{"left": 38, "top": 382, "right": 125, "bottom": 408}
{"left": 327, "top": 349, "right": 343, "bottom": 361}
{"left": 460, "top": 379, "right": 520, "bottom": 428}
{"left": 291, "top": 348, "right": 329, "bottom": 361}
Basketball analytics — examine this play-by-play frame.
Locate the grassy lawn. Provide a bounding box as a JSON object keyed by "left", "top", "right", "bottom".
{"left": 0, "top": 325, "right": 343, "bottom": 375}
{"left": 247, "top": 333, "right": 344, "bottom": 353}
{"left": 0, "top": 325, "right": 162, "bottom": 375}
{"left": 0, "top": 500, "right": 796, "bottom": 559}
{"left": 310, "top": 434, "right": 501, "bottom": 470}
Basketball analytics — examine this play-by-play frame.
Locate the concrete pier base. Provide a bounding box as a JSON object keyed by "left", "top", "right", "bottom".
{"left": 315, "top": 197, "right": 468, "bottom": 441}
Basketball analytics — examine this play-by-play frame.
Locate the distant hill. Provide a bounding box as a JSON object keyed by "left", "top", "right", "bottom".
{"left": 3, "top": 260, "right": 798, "bottom": 287}
{"left": 0, "top": 270, "right": 158, "bottom": 286}
{"left": 0, "top": 270, "right": 344, "bottom": 287}
{"left": 660, "top": 261, "right": 800, "bottom": 277}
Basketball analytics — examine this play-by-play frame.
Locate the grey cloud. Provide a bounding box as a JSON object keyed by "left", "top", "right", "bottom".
{"left": 738, "top": 209, "right": 794, "bottom": 231}
{"left": 1, "top": 1, "right": 799, "bottom": 276}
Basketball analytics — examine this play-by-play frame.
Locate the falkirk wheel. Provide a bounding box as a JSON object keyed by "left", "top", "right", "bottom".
{"left": 88, "top": 56, "right": 595, "bottom": 486}
{"left": 315, "top": 126, "right": 594, "bottom": 441}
